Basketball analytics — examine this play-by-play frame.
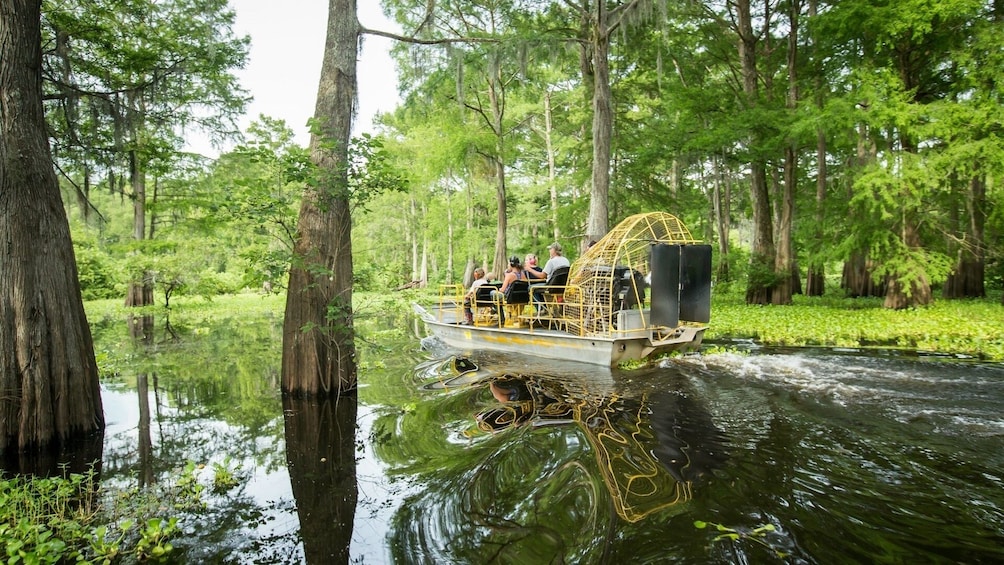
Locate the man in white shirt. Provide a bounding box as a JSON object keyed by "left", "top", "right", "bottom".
{"left": 542, "top": 242, "right": 570, "bottom": 278}
{"left": 531, "top": 242, "right": 571, "bottom": 308}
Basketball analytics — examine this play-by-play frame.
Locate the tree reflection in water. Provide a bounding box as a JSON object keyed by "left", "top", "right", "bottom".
{"left": 396, "top": 355, "right": 729, "bottom": 561}
{"left": 283, "top": 394, "right": 357, "bottom": 564}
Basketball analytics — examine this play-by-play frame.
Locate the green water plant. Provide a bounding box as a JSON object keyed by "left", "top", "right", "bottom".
{"left": 694, "top": 520, "right": 787, "bottom": 558}
{"left": 0, "top": 460, "right": 230, "bottom": 564}
{"left": 211, "top": 457, "right": 241, "bottom": 493}
{"left": 708, "top": 290, "right": 1004, "bottom": 360}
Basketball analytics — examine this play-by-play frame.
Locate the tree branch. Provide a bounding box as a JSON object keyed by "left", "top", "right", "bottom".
{"left": 360, "top": 26, "right": 499, "bottom": 46}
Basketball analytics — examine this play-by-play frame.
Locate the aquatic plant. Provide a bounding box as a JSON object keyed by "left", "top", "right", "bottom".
{"left": 694, "top": 520, "right": 787, "bottom": 558}
{"left": 0, "top": 461, "right": 226, "bottom": 564}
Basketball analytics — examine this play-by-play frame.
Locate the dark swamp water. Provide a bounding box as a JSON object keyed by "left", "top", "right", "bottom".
{"left": 8, "top": 304, "right": 1004, "bottom": 564}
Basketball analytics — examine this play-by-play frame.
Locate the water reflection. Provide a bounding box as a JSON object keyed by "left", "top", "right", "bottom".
{"left": 283, "top": 395, "right": 357, "bottom": 564}
{"left": 458, "top": 358, "right": 726, "bottom": 523}
{"left": 0, "top": 431, "right": 103, "bottom": 477}
{"left": 385, "top": 355, "right": 728, "bottom": 560}
{"left": 7, "top": 302, "right": 1001, "bottom": 563}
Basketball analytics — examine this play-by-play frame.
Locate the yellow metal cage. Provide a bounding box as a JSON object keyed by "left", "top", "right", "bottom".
{"left": 564, "top": 212, "right": 700, "bottom": 336}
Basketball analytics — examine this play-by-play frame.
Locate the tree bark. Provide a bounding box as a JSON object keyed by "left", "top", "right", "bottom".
{"left": 0, "top": 0, "right": 104, "bottom": 450}
{"left": 124, "top": 97, "right": 155, "bottom": 307}
{"left": 585, "top": 2, "right": 612, "bottom": 244}
{"left": 773, "top": 0, "right": 801, "bottom": 305}
{"left": 282, "top": 0, "right": 358, "bottom": 396}
{"left": 805, "top": 129, "right": 827, "bottom": 296}
{"left": 944, "top": 176, "right": 986, "bottom": 298}
{"left": 544, "top": 90, "right": 560, "bottom": 243}
{"left": 841, "top": 254, "right": 886, "bottom": 297}
{"left": 712, "top": 153, "right": 731, "bottom": 282}
{"left": 737, "top": 0, "right": 775, "bottom": 305}
{"left": 487, "top": 58, "right": 509, "bottom": 279}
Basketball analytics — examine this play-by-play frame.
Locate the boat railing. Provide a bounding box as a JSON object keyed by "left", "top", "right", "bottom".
{"left": 520, "top": 283, "right": 584, "bottom": 334}
{"left": 433, "top": 283, "right": 667, "bottom": 341}
{"left": 437, "top": 284, "right": 465, "bottom": 324}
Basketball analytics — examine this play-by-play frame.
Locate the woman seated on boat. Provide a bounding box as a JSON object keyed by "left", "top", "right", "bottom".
{"left": 461, "top": 268, "right": 491, "bottom": 325}
{"left": 491, "top": 256, "right": 530, "bottom": 322}
{"left": 493, "top": 256, "right": 529, "bottom": 297}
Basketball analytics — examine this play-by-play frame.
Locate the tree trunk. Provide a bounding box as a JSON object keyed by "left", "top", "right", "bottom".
{"left": 773, "top": 0, "right": 800, "bottom": 305}
{"left": 446, "top": 187, "right": 454, "bottom": 284}
{"left": 883, "top": 224, "right": 932, "bottom": 309}
{"left": 124, "top": 139, "right": 155, "bottom": 306}
{"left": 943, "top": 176, "right": 986, "bottom": 298}
{"left": 544, "top": 90, "right": 560, "bottom": 243}
{"left": 712, "top": 154, "right": 731, "bottom": 282}
{"left": 737, "top": 0, "right": 775, "bottom": 305}
{"left": 409, "top": 197, "right": 419, "bottom": 281}
{"left": 282, "top": 0, "right": 358, "bottom": 396}
{"left": 585, "top": 3, "right": 612, "bottom": 244}
{"left": 841, "top": 254, "right": 886, "bottom": 297}
{"left": 0, "top": 0, "right": 104, "bottom": 451}
{"left": 487, "top": 61, "right": 508, "bottom": 279}
{"left": 805, "top": 129, "right": 827, "bottom": 296}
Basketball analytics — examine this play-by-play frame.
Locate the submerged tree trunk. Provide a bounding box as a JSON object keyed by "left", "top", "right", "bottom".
{"left": 0, "top": 0, "right": 104, "bottom": 450}
{"left": 282, "top": 0, "right": 358, "bottom": 396}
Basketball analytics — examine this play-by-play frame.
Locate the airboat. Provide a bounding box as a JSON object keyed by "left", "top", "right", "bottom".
{"left": 413, "top": 212, "right": 712, "bottom": 367}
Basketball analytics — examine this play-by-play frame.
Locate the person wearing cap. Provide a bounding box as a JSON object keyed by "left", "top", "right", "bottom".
{"left": 542, "top": 242, "right": 570, "bottom": 278}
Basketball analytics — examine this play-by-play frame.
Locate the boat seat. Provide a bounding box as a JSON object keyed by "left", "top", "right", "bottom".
{"left": 532, "top": 265, "right": 569, "bottom": 320}
{"left": 473, "top": 283, "right": 501, "bottom": 326}
{"left": 496, "top": 280, "right": 531, "bottom": 327}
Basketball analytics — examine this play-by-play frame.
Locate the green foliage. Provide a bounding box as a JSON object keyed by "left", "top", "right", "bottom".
{"left": 211, "top": 457, "right": 241, "bottom": 494}
{"left": 0, "top": 460, "right": 222, "bottom": 565}
{"left": 708, "top": 289, "right": 1004, "bottom": 360}
{"left": 74, "top": 240, "right": 123, "bottom": 301}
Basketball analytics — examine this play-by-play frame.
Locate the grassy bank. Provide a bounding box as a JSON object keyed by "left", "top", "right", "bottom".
{"left": 707, "top": 291, "right": 1004, "bottom": 361}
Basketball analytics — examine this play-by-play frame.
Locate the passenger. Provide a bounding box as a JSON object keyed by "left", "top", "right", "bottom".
{"left": 525, "top": 254, "right": 546, "bottom": 281}
{"left": 530, "top": 242, "right": 571, "bottom": 307}
{"left": 491, "top": 256, "right": 529, "bottom": 323}
{"left": 462, "top": 268, "right": 489, "bottom": 325}
{"left": 542, "top": 242, "right": 571, "bottom": 278}
{"left": 493, "top": 256, "right": 528, "bottom": 298}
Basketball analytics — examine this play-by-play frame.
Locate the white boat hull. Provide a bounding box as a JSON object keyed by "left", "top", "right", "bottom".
{"left": 413, "top": 303, "right": 704, "bottom": 367}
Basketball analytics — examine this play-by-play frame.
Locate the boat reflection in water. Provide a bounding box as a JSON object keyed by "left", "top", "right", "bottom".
{"left": 420, "top": 355, "right": 728, "bottom": 524}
